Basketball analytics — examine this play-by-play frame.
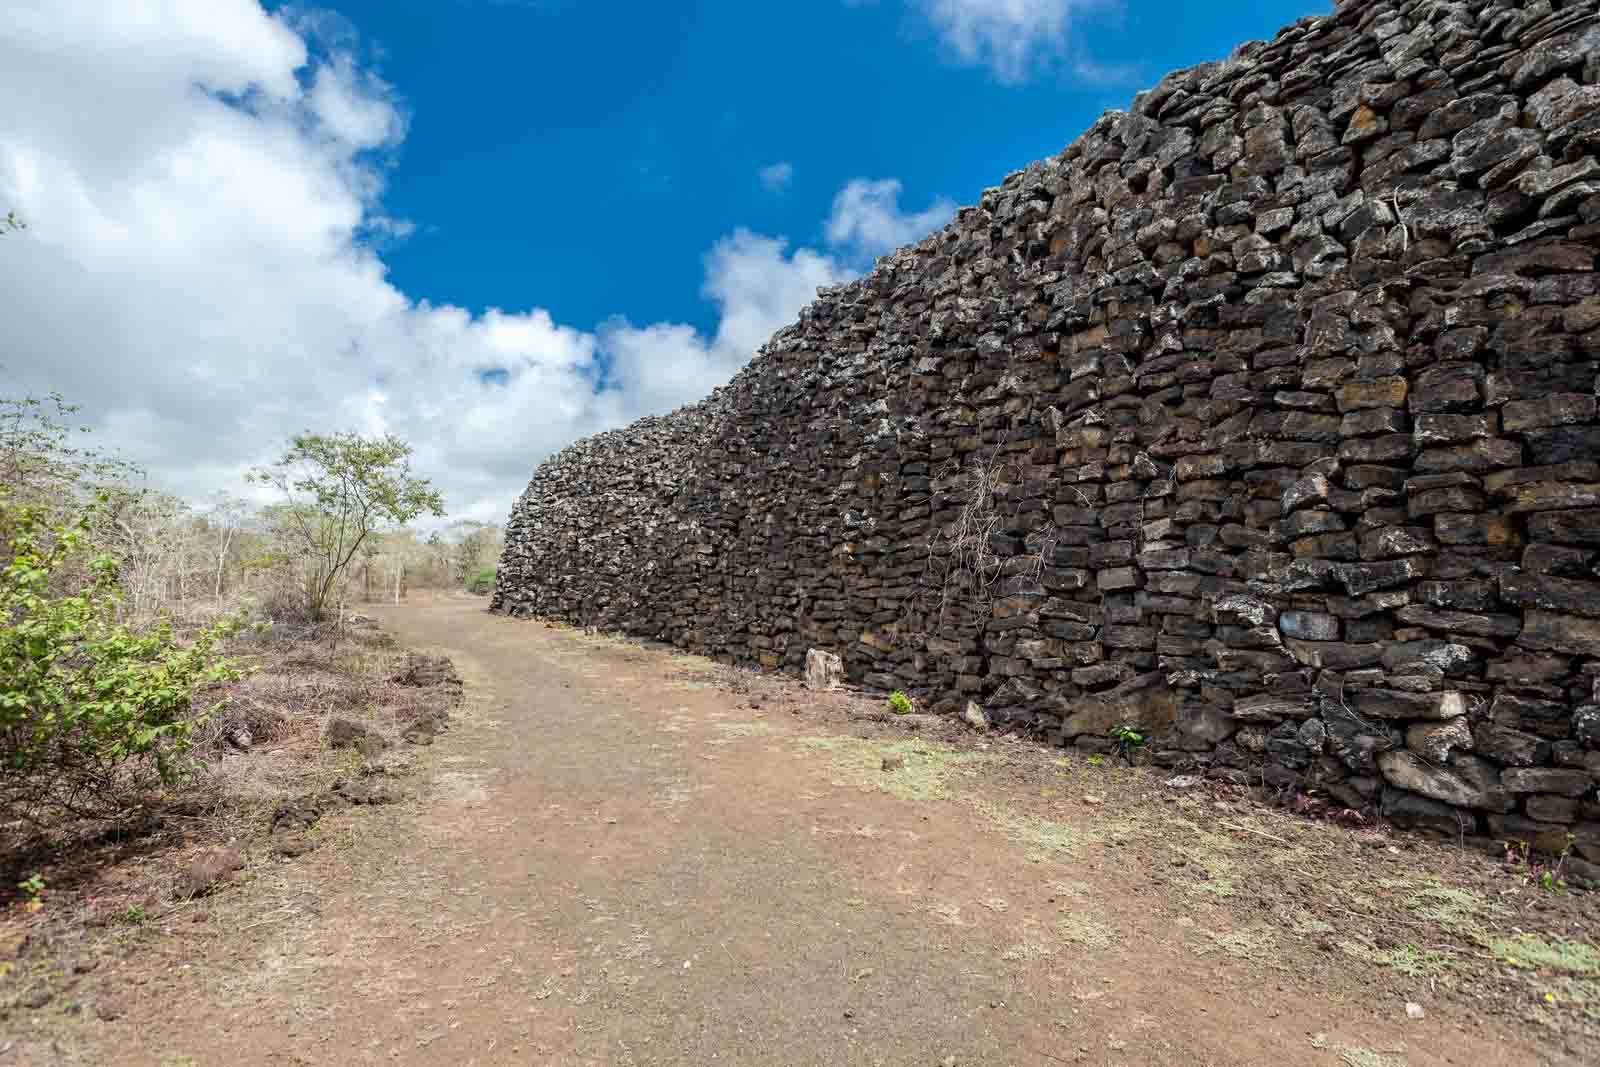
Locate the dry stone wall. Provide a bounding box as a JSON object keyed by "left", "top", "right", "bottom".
{"left": 497, "top": 0, "right": 1600, "bottom": 853}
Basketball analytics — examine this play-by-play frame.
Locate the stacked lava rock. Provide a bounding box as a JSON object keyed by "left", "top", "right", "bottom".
{"left": 497, "top": 0, "right": 1600, "bottom": 859}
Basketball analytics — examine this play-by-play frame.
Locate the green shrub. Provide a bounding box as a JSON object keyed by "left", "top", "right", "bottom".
{"left": 466, "top": 566, "right": 496, "bottom": 595}
{"left": 1, "top": 494, "right": 241, "bottom": 819}
{"left": 888, "top": 690, "right": 914, "bottom": 716}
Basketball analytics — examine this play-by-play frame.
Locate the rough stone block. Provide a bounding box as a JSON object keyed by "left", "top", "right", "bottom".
{"left": 1352, "top": 688, "right": 1467, "bottom": 721}
{"left": 1502, "top": 394, "right": 1596, "bottom": 432}
{"left": 1525, "top": 795, "right": 1579, "bottom": 823}
{"left": 1518, "top": 610, "right": 1600, "bottom": 658}
{"left": 1278, "top": 611, "right": 1339, "bottom": 641}
{"left": 1381, "top": 787, "right": 1474, "bottom": 835}
{"left": 1378, "top": 751, "right": 1511, "bottom": 812}
{"left": 1501, "top": 767, "right": 1593, "bottom": 796}
{"left": 1406, "top": 717, "right": 1474, "bottom": 763}
{"left": 803, "top": 648, "right": 844, "bottom": 691}
{"left": 1473, "top": 723, "right": 1549, "bottom": 767}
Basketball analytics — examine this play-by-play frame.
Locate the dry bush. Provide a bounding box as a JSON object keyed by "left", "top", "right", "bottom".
{"left": 920, "top": 452, "right": 1057, "bottom": 625}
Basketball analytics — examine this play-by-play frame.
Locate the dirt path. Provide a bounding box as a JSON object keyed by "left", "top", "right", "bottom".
{"left": 64, "top": 599, "right": 1594, "bottom": 1065}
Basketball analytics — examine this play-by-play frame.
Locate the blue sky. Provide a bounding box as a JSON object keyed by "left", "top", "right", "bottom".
{"left": 1, "top": 0, "right": 1327, "bottom": 523}
{"left": 316, "top": 0, "right": 1323, "bottom": 336}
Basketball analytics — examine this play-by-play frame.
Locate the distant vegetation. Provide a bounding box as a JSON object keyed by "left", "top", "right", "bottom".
{"left": 0, "top": 385, "right": 492, "bottom": 823}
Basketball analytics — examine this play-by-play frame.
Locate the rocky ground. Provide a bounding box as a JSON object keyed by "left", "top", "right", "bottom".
{"left": 2, "top": 597, "right": 1597, "bottom": 1065}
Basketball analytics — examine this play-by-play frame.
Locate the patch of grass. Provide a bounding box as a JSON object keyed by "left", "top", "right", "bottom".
{"left": 1057, "top": 914, "right": 1112, "bottom": 949}
{"left": 1342, "top": 889, "right": 1379, "bottom": 913}
{"left": 1287, "top": 908, "right": 1332, "bottom": 936}
{"left": 1489, "top": 934, "right": 1600, "bottom": 975}
{"left": 1169, "top": 818, "right": 1241, "bottom": 899}
{"left": 1339, "top": 939, "right": 1455, "bottom": 978}
{"left": 711, "top": 722, "right": 775, "bottom": 739}
{"left": 1402, "top": 880, "right": 1499, "bottom": 937}
{"left": 978, "top": 802, "right": 1140, "bottom": 859}
{"left": 1268, "top": 844, "right": 1312, "bottom": 868}
{"left": 983, "top": 806, "right": 1085, "bottom": 855}
{"left": 1199, "top": 927, "right": 1272, "bottom": 961}
{"left": 322, "top": 827, "right": 357, "bottom": 851}
{"left": 1336, "top": 1047, "right": 1402, "bottom": 1067}
{"left": 797, "top": 736, "right": 851, "bottom": 751}
{"left": 1000, "top": 936, "right": 1056, "bottom": 962}
{"left": 1353, "top": 877, "right": 1511, "bottom": 972}
{"left": 1538, "top": 977, "right": 1600, "bottom": 1021}
{"left": 795, "top": 736, "right": 993, "bottom": 802}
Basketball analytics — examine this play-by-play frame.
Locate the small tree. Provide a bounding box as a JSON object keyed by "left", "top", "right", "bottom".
{"left": 250, "top": 433, "right": 444, "bottom": 621}
{"left": 370, "top": 528, "right": 425, "bottom": 605}
{"left": 1, "top": 391, "right": 140, "bottom": 506}
{"left": 446, "top": 520, "right": 503, "bottom": 587}
{"left": 204, "top": 492, "right": 249, "bottom": 602}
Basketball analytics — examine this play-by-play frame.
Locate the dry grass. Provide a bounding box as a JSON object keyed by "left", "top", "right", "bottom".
{"left": 1056, "top": 914, "right": 1112, "bottom": 948}
{"left": 0, "top": 617, "right": 458, "bottom": 1026}
{"left": 795, "top": 735, "right": 995, "bottom": 802}
{"left": 919, "top": 451, "right": 1058, "bottom": 626}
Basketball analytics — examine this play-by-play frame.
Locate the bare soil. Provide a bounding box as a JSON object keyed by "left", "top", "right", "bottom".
{"left": 4, "top": 596, "right": 1597, "bottom": 1065}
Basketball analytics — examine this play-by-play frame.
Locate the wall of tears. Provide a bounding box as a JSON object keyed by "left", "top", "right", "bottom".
{"left": 497, "top": 0, "right": 1600, "bottom": 848}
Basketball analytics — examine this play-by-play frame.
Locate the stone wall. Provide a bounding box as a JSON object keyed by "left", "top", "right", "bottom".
{"left": 496, "top": 0, "right": 1600, "bottom": 852}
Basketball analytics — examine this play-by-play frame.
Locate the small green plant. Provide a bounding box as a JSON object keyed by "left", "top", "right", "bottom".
{"left": 1109, "top": 723, "right": 1145, "bottom": 762}
{"left": 16, "top": 874, "right": 46, "bottom": 913}
{"left": 1086, "top": 754, "right": 1105, "bottom": 767}
{"left": 888, "top": 690, "right": 914, "bottom": 716}
{"left": 1490, "top": 933, "right": 1600, "bottom": 974}
{"left": 466, "top": 565, "right": 496, "bottom": 595}
{"left": 123, "top": 904, "right": 147, "bottom": 925}
{"left": 1505, "top": 836, "right": 1572, "bottom": 894}
{"left": 337, "top": 748, "right": 366, "bottom": 777}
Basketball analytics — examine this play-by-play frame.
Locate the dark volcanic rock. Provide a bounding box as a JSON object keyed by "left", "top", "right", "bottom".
{"left": 492, "top": 0, "right": 1600, "bottom": 828}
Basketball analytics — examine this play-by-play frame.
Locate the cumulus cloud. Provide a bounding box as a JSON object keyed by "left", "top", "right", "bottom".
{"left": 0, "top": 1, "right": 864, "bottom": 526}
{"left": 601, "top": 231, "right": 852, "bottom": 420}
{"left": 758, "top": 161, "right": 794, "bottom": 191}
{"left": 824, "top": 178, "right": 957, "bottom": 259}
{"left": 909, "top": 0, "right": 1116, "bottom": 84}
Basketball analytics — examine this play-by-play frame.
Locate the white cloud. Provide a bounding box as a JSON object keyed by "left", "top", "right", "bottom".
{"left": 825, "top": 178, "right": 957, "bottom": 259}
{"left": 1070, "top": 53, "right": 1142, "bottom": 88}
{"left": 758, "top": 161, "right": 795, "bottom": 192}
{"left": 910, "top": 0, "right": 1115, "bottom": 84}
{"left": 602, "top": 230, "right": 852, "bottom": 417}
{"left": 307, "top": 53, "right": 407, "bottom": 150}
{"left": 0, "top": 1, "right": 865, "bottom": 527}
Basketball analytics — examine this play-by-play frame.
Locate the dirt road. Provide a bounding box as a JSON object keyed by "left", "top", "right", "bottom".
{"left": 86, "top": 599, "right": 1592, "bottom": 1065}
